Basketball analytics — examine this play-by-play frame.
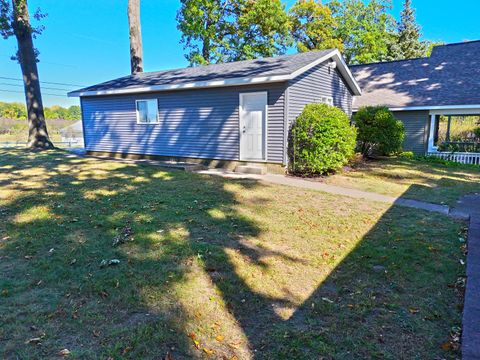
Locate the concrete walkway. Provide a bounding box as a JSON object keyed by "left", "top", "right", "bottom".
{"left": 456, "top": 194, "right": 480, "bottom": 359}
{"left": 196, "top": 169, "right": 452, "bottom": 215}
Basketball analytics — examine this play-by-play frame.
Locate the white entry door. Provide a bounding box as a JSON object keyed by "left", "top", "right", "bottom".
{"left": 239, "top": 92, "right": 267, "bottom": 161}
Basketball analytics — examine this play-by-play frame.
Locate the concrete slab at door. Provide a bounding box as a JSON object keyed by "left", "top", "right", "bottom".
{"left": 239, "top": 92, "right": 267, "bottom": 161}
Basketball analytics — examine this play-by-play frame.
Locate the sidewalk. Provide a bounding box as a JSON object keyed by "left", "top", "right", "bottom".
{"left": 457, "top": 194, "right": 480, "bottom": 360}
{"left": 196, "top": 169, "right": 451, "bottom": 215}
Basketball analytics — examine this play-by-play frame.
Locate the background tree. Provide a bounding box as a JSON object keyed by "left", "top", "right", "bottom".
{"left": 0, "top": 0, "right": 53, "bottom": 149}
{"left": 329, "top": 0, "right": 396, "bottom": 64}
{"left": 177, "top": 0, "right": 291, "bottom": 65}
{"left": 176, "top": 0, "right": 230, "bottom": 65}
{"left": 395, "top": 0, "right": 427, "bottom": 59}
{"left": 226, "top": 0, "right": 291, "bottom": 61}
{"left": 289, "top": 0, "right": 343, "bottom": 53}
{"left": 128, "top": 0, "right": 143, "bottom": 74}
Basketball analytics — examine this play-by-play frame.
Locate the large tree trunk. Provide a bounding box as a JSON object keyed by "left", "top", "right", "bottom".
{"left": 11, "top": 0, "right": 53, "bottom": 150}
{"left": 128, "top": 0, "right": 143, "bottom": 74}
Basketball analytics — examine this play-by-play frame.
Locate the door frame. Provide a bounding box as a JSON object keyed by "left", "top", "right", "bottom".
{"left": 238, "top": 91, "right": 268, "bottom": 162}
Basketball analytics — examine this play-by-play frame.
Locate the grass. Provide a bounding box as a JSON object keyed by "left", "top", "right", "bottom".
{"left": 324, "top": 157, "right": 480, "bottom": 206}
{"left": 0, "top": 149, "right": 466, "bottom": 359}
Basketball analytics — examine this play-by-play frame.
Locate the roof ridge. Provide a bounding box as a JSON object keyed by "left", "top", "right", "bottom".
{"left": 135, "top": 49, "right": 336, "bottom": 78}
{"left": 350, "top": 56, "right": 429, "bottom": 67}
{"left": 435, "top": 40, "right": 480, "bottom": 48}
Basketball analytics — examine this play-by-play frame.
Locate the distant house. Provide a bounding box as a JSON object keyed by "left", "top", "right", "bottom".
{"left": 68, "top": 50, "right": 361, "bottom": 171}
{"left": 59, "top": 120, "right": 84, "bottom": 147}
{"left": 351, "top": 41, "right": 480, "bottom": 155}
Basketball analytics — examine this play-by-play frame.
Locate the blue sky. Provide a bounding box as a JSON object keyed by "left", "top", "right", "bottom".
{"left": 1, "top": 0, "right": 479, "bottom": 107}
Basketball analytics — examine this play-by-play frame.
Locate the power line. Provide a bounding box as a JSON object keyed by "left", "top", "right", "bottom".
{"left": 0, "top": 89, "right": 67, "bottom": 98}
{"left": 0, "top": 76, "right": 85, "bottom": 87}
{"left": 0, "top": 82, "right": 72, "bottom": 92}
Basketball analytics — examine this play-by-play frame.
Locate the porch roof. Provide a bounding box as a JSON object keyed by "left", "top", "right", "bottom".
{"left": 351, "top": 41, "right": 480, "bottom": 111}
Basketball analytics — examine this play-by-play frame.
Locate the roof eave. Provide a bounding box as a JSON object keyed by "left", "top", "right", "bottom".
{"left": 352, "top": 104, "right": 480, "bottom": 112}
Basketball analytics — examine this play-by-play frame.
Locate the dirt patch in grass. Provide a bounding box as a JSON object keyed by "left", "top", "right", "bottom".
{"left": 0, "top": 149, "right": 465, "bottom": 359}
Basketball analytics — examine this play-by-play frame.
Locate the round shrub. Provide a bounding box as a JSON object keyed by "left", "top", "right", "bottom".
{"left": 354, "top": 106, "right": 405, "bottom": 156}
{"left": 288, "top": 103, "right": 357, "bottom": 175}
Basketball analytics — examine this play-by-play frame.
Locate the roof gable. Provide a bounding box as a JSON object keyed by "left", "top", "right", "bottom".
{"left": 351, "top": 41, "right": 480, "bottom": 110}
{"left": 68, "top": 50, "right": 361, "bottom": 97}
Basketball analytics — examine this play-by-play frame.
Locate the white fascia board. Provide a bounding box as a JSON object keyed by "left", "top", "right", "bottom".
{"left": 352, "top": 104, "right": 480, "bottom": 113}
{"left": 69, "top": 50, "right": 362, "bottom": 97}
{"left": 67, "top": 74, "right": 291, "bottom": 97}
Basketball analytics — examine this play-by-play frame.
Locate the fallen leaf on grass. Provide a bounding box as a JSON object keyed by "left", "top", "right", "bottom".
{"left": 25, "top": 337, "right": 42, "bottom": 345}
{"left": 100, "top": 259, "right": 120, "bottom": 268}
{"left": 215, "top": 335, "right": 224, "bottom": 342}
{"left": 441, "top": 342, "right": 454, "bottom": 351}
{"left": 203, "top": 348, "right": 214, "bottom": 355}
{"left": 58, "top": 349, "right": 70, "bottom": 356}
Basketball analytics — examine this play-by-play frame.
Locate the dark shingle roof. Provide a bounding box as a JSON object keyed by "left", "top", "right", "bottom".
{"left": 351, "top": 40, "right": 480, "bottom": 109}
{"left": 70, "top": 50, "right": 337, "bottom": 95}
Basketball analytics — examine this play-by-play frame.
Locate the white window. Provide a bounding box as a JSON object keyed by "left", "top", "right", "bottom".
{"left": 136, "top": 99, "right": 159, "bottom": 124}
{"left": 316, "top": 96, "right": 334, "bottom": 106}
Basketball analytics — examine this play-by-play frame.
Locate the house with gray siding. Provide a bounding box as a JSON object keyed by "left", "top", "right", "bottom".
{"left": 68, "top": 49, "right": 361, "bottom": 171}
{"left": 350, "top": 40, "right": 480, "bottom": 157}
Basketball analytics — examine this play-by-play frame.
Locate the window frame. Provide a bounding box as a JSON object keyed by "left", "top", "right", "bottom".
{"left": 135, "top": 99, "right": 159, "bottom": 125}
{"left": 319, "top": 96, "right": 334, "bottom": 106}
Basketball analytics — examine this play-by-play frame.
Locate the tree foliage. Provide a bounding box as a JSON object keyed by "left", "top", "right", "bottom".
{"left": 288, "top": 103, "right": 357, "bottom": 175}
{"left": 177, "top": 0, "right": 291, "bottom": 65}
{"left": 354, "top": 106, "right": 405, "bottom": 156}
{"left": 0, "top": 101, "right": 80, "bottom": 121}
{"left": 393, "top": 0, "right": 428, "bottom": 59}
{"left": 176, "top": 0, "right": 229, "bottom": 65}
{"left": 289, "top": 0, "right": 343, "bottom": 53}
{"left": 328, "top": 0, "right": 396, "bottom": 64}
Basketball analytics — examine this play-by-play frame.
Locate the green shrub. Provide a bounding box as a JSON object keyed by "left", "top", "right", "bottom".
{"left": 288, "top": 103, "right": 357, "bottom": 175}
{"left": 399, "top": 151, "right": 415, "bottom": 159}
{"left": 474, "top": 127, "right": 480, "bottom": 139}
{"left": 354, "top": 106, "right": 405, "bottom": 156}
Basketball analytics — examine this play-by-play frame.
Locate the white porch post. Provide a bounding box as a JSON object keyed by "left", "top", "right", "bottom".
{"left": 427, "top": 114, "right": 437, "bottom": 153}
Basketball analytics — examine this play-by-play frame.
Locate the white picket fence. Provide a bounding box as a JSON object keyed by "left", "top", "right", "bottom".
{"left": 427, "top": 152, "right": 480, "bottom": 165}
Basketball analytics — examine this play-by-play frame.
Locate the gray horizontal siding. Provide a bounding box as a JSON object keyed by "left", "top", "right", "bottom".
{"left": 393, "top": 111, "right": 429, "bottom": 154}
{"left": 81, "top": 83, "right": 286, "bottom": 163}
{"left": 287, "top": 62, "right": 354, "bottom": 125}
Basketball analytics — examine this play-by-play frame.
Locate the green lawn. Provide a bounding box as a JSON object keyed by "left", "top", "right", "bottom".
{"left": 0, "top": 149, "right": 466, "bottom": 359}
{"left": 324, "top": 157, "right": 480, "bottom": 206}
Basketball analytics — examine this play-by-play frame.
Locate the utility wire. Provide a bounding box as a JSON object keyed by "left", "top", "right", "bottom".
{"left": 0, "top": 82, "right": 72, "bottom": 92}
{"left": 0, "top": 89, "right": 67, "bottom": 98}
{"left": 0, "top": 76, "right": 85, "bottom": 87}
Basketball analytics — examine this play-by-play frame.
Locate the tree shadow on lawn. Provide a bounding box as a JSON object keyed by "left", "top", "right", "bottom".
{"left": 0, "top": 149, "right": 465, "bottom": 359}
{"left": 337, "top": 157, "right": 480, "bottom": 206}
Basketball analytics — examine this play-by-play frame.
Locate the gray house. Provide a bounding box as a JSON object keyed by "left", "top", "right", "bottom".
{"left": 350, "top": 40, "right": 480, "bottom": 156}
{"left": 68, "top": 49, "right": 361, "bottom": 171}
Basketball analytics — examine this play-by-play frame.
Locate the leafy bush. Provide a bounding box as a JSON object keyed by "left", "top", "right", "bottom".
{"left": 474, "top": 127, "right": 480, "bottom": 139}
{"left": 288, "top": 103, "right": 357, "bottom": 175}
{"left": 354, "top": 106, "right": 405, "bottom": 156}
{"left": 399, "top": 151, "right": 414, "bottom": 159}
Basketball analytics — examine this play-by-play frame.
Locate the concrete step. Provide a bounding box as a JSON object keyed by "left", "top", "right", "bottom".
{"left": 234, "top": 165, "right": 266, "bottom": 175}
